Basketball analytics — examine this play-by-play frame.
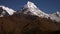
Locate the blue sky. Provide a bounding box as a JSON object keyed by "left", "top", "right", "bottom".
{"left": 0, "top": 0, "right": 60, "bottom": 14}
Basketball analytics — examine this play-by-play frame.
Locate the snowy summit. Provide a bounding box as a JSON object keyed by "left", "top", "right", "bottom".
{"left": 0, "top": 5, "right": 16, "bottom": 17}
{"left": 20, "top": 1, "right": 49, "bottom": 18}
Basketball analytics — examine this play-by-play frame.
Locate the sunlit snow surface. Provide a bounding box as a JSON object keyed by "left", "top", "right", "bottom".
{"left": 49, "top": 11, "right": 60, "bottom": 22}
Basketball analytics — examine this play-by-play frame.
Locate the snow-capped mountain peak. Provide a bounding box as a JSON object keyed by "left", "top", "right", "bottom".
{"left": 19, "top": 1, "right": 49, "bottom": 18}
{"left": 56, "top": 11, "right": 60, "bottom": 17}
{"left": 0, "top": 5, "right": 16, "bottom": 15}
{"left": 0, "top": 5, "right": 16, "bottom": 17}
{"left": 26, "top": 1, "right": 37, "bottom": 9}
{"left": 49, "top": 11, "right": 60, "bottom": 22}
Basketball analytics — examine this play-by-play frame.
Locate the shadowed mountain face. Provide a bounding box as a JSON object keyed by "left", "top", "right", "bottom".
{"left": 0, "top": 13, "right": 60, "bottom": 34}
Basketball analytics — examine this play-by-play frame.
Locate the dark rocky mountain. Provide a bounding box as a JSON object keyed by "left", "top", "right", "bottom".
{"left": 0, "top": 13, "right": 60, "bottom": 34}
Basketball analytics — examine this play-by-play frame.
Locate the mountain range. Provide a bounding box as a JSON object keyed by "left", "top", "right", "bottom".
{"left": 0, "top": 5, "right": 16, "bottom": 17}
{"left": 0, "top": 1, "right": 60, "bottom": 34}
{"left": 0, "top": 1, "right": 60, "bottom": 22}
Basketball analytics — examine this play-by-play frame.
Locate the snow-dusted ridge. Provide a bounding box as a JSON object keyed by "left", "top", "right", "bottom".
{"left": 20, "top": 1, "right": 49, "bottom": 18}
{"left": 0, "top": 5, "right": 16, "bottom": 17}
{"left": 19, "top": 1, "right": 60, "bottom": 22}
{"left": 49, "top": 11, "right": 60, "bottom": 22}
{"left": 0, "top": 5, "right": 16, "bottom": 15}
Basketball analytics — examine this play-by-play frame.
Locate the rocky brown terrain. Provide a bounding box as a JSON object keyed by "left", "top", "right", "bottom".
{"left": 0, "top": 13, "right": 60, "bottom": 34}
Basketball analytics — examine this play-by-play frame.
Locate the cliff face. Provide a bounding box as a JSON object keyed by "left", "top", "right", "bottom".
{"left": 0, "top": 13, "right": 60, "bottom": 34}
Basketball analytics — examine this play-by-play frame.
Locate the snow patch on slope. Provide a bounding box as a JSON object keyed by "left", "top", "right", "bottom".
{"left": 49, "top": 11, "right": 60, "bottom": 22}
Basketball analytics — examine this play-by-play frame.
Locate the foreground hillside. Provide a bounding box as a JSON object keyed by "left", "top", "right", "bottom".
{"left": 0, "top": 13, "right": 60, "bottom": 34}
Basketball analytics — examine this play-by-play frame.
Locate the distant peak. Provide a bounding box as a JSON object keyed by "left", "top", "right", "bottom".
{"left": 56, "top": 11, "right": 60, "bottom": 14}
{"left": 27, "top": 1, "right": 33, "bottom": 5}
{"left": 26, "top": 1, "right": 37, "bottom": 8}
{"left": 0, "top": 5, "right": 16, "bottom": 15}
{"left": 27, "top": 1, "right": 31, "bottom": 3}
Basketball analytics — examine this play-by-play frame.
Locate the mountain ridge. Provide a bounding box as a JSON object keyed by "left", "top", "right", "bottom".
{"left": 0, "top": 5, "right": 16, "bottom": 17}
{"left": 0, "top": 1, "right": 60, "bottom": 22}
{"left": 18, "top": 1, "right": 60, "bottom": 22}
{"left": 18, "top": 1, "right": 49, "bottom": 18}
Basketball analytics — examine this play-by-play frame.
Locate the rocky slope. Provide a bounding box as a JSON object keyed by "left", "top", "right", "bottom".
{"left": 0, "top": 13, "right": 60, "bottom": 34}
